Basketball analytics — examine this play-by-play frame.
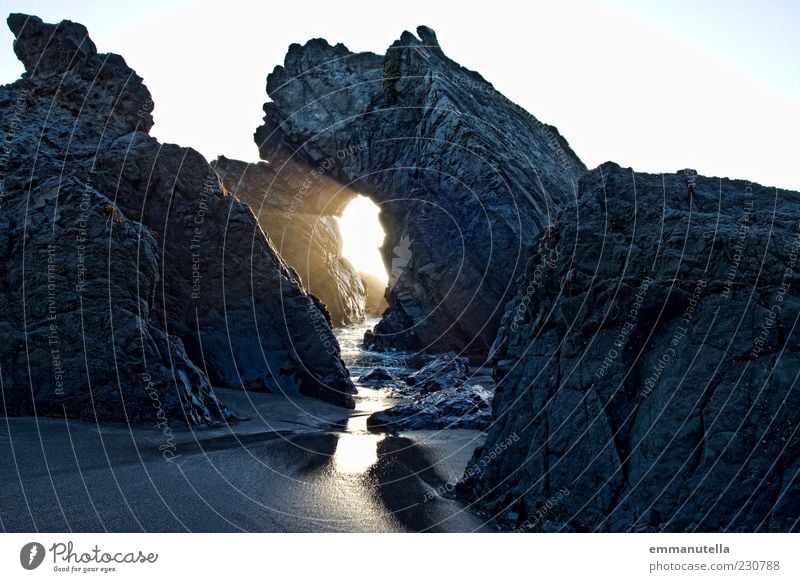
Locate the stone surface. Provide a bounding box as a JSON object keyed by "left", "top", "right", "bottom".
{"left": 256, "top": 26, "right": 586, "bottom": 360}
{"left": 0, "top": 14, "right": 355, "bottom": 425}
{"left": 211, "top": 156, "right": 366, "bottom": 325}
{"left": 462, "top": 163, "right": 800, "bottom": 532}
{"left": 368, "top": 384, "right": 492, "bottom": 432}
{"left": 405, "top": 351, "right": 469, "bottom": 394}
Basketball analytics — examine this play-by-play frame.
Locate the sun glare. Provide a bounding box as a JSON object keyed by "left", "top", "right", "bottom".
{"left": 337, "top": 195, "right": 388, "bottom": 282}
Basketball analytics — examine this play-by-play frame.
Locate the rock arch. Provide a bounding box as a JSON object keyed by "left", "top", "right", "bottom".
{"left": 255, "top": 26, "right": 586, "bottom": 359}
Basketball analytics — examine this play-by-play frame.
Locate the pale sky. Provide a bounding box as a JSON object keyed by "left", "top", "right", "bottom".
{"left": 1, "top": 0, "right": 798, "bottom": 279}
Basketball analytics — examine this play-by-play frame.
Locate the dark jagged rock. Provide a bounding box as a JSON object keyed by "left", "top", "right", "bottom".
{"left": 405, "top": 351, "right": 469, "bottom": 394}
{"left": 9, "top": 13, "right": 98, "bottom": 79}
{"left": 0, "top": 13, "right": 355, "bottom": 424}
{"left": 256, "top": 26, "right": 586, "bottom": 360}
{"left": 368, "top": 384, "right": 492, "bottom": 432}
{"left": 211, "top": 156, "right": 366, "bottom": 325}
{"left": 462, "top": 163, "right": 800, "bottom": 532}
{"left": 360, "top": 271, "right": 388, "bottom": 316}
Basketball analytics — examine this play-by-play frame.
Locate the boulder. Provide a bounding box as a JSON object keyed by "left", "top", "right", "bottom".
{"left": 358, "top": 367, "right": 395, "bottom": 385}
{"left": 368, "top": 384, "right": 492, "bottom": 432}
{"left": 405, "top": 352, "right": 469, "bottom": 393}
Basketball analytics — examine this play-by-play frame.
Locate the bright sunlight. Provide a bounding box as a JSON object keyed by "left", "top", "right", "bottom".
{"left": 337, "top": 195, "right": 387, "bottom": 282}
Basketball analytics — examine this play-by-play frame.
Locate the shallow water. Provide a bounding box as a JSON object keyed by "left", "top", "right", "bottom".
{"left": 326, "top": 318, "right": 489, "bottom": 531}
{"left": 334, "top": 316, "right": 418, "bottom": 377}
{"left": 332, "top": 317, "right": 401, "bottom": 476}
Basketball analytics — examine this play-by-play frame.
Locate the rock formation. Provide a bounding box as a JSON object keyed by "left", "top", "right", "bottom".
{"left": 211, "top": 156, "right": 367, "bottom": 325}
{"left": 256, "top": 26, "right": 586, "bottom": 359}
{"left": 462, "top": 164, "right": 800, "bottom": 532}
{"left": 368, "top": 351, "right": 491, "bottom": 431}
{"left": 0, "top": 13, "right": 355, "bottom": 425}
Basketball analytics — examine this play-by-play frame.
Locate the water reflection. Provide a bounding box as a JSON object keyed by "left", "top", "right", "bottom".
{"left": 334, "top": 432, "right": 384, "bottom": 474}
{"left": 332, "top": 398, "right": 385, "bottom": 475}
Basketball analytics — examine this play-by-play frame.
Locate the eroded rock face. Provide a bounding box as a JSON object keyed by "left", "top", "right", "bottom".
{"left": 463, "top": 163, "right": 800, "bottom": 532}
{"left": 0, "top": 13, "right": 355, "bottom": 424}
{"left": 211, "top": 156, "right": 366, "bottom": 325}
{"left": 256, "top": 26, "right": 586, "bottom": 359}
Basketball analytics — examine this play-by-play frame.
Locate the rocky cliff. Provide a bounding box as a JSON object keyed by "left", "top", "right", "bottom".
{"left": 211, "top": 156, "right": 366, "bottom": 325}
{"left": 0, "top": 13, "right": 355, "bottom": 425}
{"left": 462, "top": 163, "right": 800, "bottom": 532}
{"left": 256, "top": 26, "right": 586, "bottom": 359}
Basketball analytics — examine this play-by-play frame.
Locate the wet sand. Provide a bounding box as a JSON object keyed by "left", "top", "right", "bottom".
{"left": 0, "top": 388, "right": 489, "bottom": 532}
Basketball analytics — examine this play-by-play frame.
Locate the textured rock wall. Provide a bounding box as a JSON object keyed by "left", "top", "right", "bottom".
{"left": 463, "top": 163, "right": 800, "bottom": 532}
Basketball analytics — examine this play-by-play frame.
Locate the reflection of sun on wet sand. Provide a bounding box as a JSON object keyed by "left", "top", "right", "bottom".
{"left": 334, "top": 433, "right": 384, "bottom": 475}
{"left": 333, "top": 398, "right": 385, "bottom": 475}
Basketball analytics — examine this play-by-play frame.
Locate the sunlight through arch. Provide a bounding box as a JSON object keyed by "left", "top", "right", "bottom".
{"left": 337, "top": 195, "right": 387, "bottom": 283}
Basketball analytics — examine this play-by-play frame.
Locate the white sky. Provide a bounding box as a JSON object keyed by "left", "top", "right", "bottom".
{"left": 1, "top": 0, "right": 798, "bottom": 279}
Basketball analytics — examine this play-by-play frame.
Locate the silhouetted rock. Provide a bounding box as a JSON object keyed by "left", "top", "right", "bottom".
{"left": 368, "top": 384, "right": 492, "bottom": 432}
{"left": 212, "top": 156, "right": 366, "bottom": 325}
{"left": 9, "top": 13, "right": 98, "bottom": 79}
{"left": 0, "top": 13, "right": 355, "bottom": 424}
{"left": 256, "top": 26, "right": 586, "bottom": 359}
{"left": 462, "top": 163, "right": 800, "bottom": 532}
